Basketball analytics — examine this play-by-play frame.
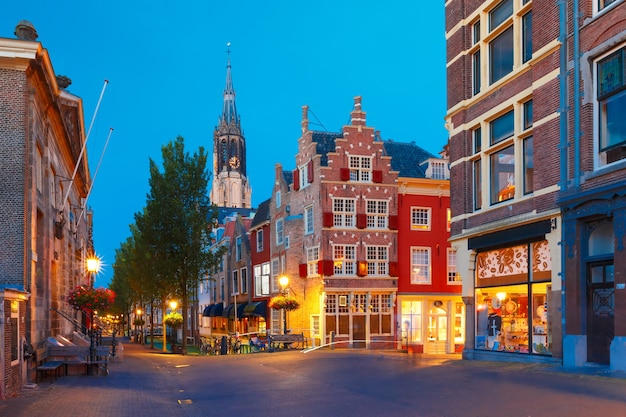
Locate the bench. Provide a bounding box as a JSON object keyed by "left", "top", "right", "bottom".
{"left": 42, "top": 346, "right": 110, "bottom": 375}
{"left": 268, "top": 333, "right": 307, "bottom": 350}
{"left": 35, "top": 348, "right": 63, "bottom": 382}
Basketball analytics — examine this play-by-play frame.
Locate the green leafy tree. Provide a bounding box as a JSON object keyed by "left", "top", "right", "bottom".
{"left": 135, "top": 136, "right": 223, "bottom": 354}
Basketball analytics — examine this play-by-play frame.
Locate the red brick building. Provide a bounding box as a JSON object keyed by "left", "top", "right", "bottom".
{"left": 0, "top": 22, "right": 95, "bottom": 397}
{"left": 446, "top": 0, "right": 626, "bottom": 371}
{"left": 446, "top": 0, "right": 562, "bottom": 363}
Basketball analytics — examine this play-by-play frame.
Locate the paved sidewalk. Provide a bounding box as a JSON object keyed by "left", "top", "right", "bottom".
{"left": 0, "top": 339, "right": 186, "bottom": 417}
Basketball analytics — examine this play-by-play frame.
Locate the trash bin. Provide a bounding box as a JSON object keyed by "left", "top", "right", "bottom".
{"left": 220, "top": 336, "right": 228, "bottom": 355}
{"left": 172, "top": 344, "right": 183, "bottom": 354}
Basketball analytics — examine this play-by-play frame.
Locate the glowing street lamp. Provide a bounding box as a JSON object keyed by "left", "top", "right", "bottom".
{"left": 279, "top": 275, "right": 289, "bottom": 334}
{"left": 86, "top": 255, "right": 101, "bottom": 288}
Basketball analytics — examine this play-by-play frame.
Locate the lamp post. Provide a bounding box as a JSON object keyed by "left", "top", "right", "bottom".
{"left": 86, "top": 255, "right": 100, "bottom": 373}
{"left": 279, "top": 275, "right": 289, "bottom": 334}
{"left": 136, "top": 308, "right": 143, "bottom": 344}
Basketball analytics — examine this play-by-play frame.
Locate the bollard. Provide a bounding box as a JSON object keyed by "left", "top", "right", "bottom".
{"left": 330, "top": 331, "right": 335, "bottom": 350}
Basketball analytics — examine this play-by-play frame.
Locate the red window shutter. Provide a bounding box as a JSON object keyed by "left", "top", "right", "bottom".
{"left": 293, "top": 169, "right": 300, "bottom": 191}
{"left": 307, "top": 161, "right": 314, "bottom": 183}
{"left": 388, "top": 262, "right": 398, "bottom": 277}
{"left": 356, "top": 213, "right": 367, "bottom": 229}
{"left": 320, "top": 260, "right": 334, "bottom": 276}
{"left": 388, "top": 215, "right": 398, "bottom": 230}
{"left": 357, "top": 261, "right": 367, "bottom": 277}
{"left": 323, "top": 212, "right": 333, "bottom": 227}
{"left": 340, "top": 167, "right": 350, "bottom": 181}
{"left": 372, "top": 170, "right": 383, "bottom": 183}
{"left": 299, "top": 263, "right": 307, "bottom": 278}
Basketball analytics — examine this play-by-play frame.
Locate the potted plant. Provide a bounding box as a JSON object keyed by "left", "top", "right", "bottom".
{"left": 165, "top": 311, "right": 184, "bottom": 353}
{"left": 268, "top": 295, "right": 300, "bottom": 311}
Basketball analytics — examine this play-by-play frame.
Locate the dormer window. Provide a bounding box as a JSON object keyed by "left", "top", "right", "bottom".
{"left": 349, "top": 156, "right": 372, "bottom": 182}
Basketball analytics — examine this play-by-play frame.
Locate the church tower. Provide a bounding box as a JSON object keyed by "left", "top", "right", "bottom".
{"left": 210, "top": 46, "right": 252, "bottom": 208}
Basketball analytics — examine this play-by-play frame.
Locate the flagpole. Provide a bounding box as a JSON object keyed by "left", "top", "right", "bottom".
{"left": 79, "top": 127, "right": 114, "bottom": 223}
{"left": 61, "top": 79, "right": 109, "bottom": 212}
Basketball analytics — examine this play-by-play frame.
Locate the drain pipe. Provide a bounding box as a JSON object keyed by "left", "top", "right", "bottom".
{"left": 573, "top": 0, "right": 581, "bottom": 188}
{"left": 558, "top": 0, "right": 569, "bottom": 189}
{"left": 558, "top": 0, "right": 568, "bottom": 364}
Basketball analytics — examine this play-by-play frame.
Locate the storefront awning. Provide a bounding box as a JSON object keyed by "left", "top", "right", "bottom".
{"left": 221, "top": 303, "right": 247, "bottom": 318}
{"left": 204, "top": 303, "right": 223, "bottom": 317}
{"left": 243, "top": 301, "right": 267, "bottom": 318}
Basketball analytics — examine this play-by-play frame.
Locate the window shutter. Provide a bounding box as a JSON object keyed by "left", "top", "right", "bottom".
{"left": 372, "top": 170, "right": 383, "bottom": 183}
{"left": 293, "top": 169, "right": 300, "bottom": 191}
{"left": 320, "top": 260, "right": 334, "bottom": 276}
{"left": 299, "top": 263, "right": 307, "bottom": 278}
{"left": 340, "top": 167, "right": 350, "bottom": 181}
{"left": 356, "top": 213, "right": 367, "bottom": 229}
{"left": 357, "top": 261, "right": 367, "bottom": 277}
{"left": 307, "top": 160, "right": 314, "bottom": 183}
{"left": 388, "top": 262, "right": 398, "bottom": 277}
{"left": 323, "top": 212, "right": 333, "bottom": 228}
{"left": 388, "top": 215, "right": 398, "bottom": 230}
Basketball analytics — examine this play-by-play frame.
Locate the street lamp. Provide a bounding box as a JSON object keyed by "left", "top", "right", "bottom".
{"left": 86, "top": 255, "right": 101, "bottom": 370}
{"left": 136, "top": 308, "right": 143, "bottom": 344}
{"left": 279, "top": 275, "right": 289, "bottom": 334}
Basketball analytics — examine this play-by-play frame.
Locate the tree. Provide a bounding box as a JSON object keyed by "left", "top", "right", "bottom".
{"left": 135, "top": 136, "right": 223, "bottom": 354}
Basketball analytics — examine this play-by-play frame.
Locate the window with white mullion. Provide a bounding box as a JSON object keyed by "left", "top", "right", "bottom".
{"left": 447, "top": 249, "right": 461, "bottom": 284}
{"left": 333, "top": 245, "right": 356, "bottom": 275}
{"left": 411, "top": 207, "right": 431, "bottom": 230}
{"left": 411, "top": 247, "right": 431, "bottom": 284}
{"left": 349, "top": 156, "right": 372, "bottom": 182}
{"left": 307, "top": 246, "right": 319, "bottom": 277}
{"left": 333, "top": 198, "right": 355, "bottom": 227}
{"left": 366, "top": 200, "right": 388, "bottom": 229}
{"left": 367, "top": 245, "right": 388, "bottom": 275}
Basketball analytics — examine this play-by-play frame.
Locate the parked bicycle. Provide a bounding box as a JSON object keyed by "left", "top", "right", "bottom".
{"left": 228, "top": 333, "right": 242, "bottom": 354}
{"left": 200, "top": 337, "right": 220, "bottom": 356}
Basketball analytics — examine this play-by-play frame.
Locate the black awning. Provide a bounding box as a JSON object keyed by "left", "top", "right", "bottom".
{"left": 243, "top": 301, "right": 267, "bottom": 318}
{"left": 221, "top": 304, "right": 234, "bottom": 318}
{"left": 210, "top": 303, "right": 224, "bottom": 317}
{"left": 221, "top": 303, "right": 248, "bottom": 318}
{"left": 204, "top": 304, "right": 224, "bottom": 317}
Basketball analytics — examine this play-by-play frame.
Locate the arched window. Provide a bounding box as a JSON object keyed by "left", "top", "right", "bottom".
{"left": 588, "top": 221, "right": 614, "bottom": 257}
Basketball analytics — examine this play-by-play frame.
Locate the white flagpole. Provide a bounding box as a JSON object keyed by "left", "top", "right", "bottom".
{"left": 79, "top": 127, "right": 114, "bottom": 223}
{"left": 61, "top": 79, "right": 109, "bottom": 212}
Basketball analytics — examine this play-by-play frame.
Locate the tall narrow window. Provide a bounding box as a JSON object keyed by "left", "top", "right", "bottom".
{"left": 236, "top": 236, "right": 242, "bottom": 261}
{"left": 473, "top": 127, "right": 482, "bottom": 153}
{"left": 524, "top": 136, "right": 534, "bottom": 195}
{"left": 256, "top": 229, "right": 264, "bottom": 252}
{"left": 411, "top": 247, "right": 431, "bottom": 284}
{"left": 232, "top": 270, "right": 239, "bottom": 294}
{"left": 367, "top": 246, "right": 388, "bottom": 275}
{"left": 240, "top": 268, "right": 248, "bottom": 294}
{"left": 473, "top": 51, "right": 481, "bottom": 95}
{"left": 275, "top": 218, "right": 284, "bottom": 245}
{"left": 304, "top": 205, "right": 314, "bottom": 234}
{"left": 447, "top": 249, "right": 461, "bottom": 283}
{"left": 307, "top": 246, "right": 319, "bottom": 276}
{"left": 490, "top": 145, "right": 515, "bottom": 204}
{"left": 598, "top": 47, "right": 626, "bottom": 164}
{"left": 523, "top": 100, "right": 533, "bottom": 130}
{"left": 522, "top": 11, "right": 532, "bottom": 63}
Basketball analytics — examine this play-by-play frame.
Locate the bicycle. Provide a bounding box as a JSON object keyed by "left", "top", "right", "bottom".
{"left": 200, "top": 337, "right": 220, "bottom": 355}
{"left": 228, "top": 334, "right": 242, "bottom": 354}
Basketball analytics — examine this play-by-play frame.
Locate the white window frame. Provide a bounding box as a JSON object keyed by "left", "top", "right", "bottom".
{"left": 307, "top": 246, "right": 319, "bottom": 277}
{"left": 256, "top": 229, "right": 264, "bottom": 252}
{"left": 240, "top": 267, "right": 248, "bottom": 294}
{"left": 333, "top": 245, "right": 356, "bottom": 275}
{"left": 366, "top": 245, "right": 388, "bottom": 276}
{"left": 349, "top": 155, "right": 372, "bottom": 182}
{"left": 232, "top": 270, "right": 239, "bottom": 295}
{"left": 275, "top": 218, "right": 284, "bottom": 245}
{"left": 410, "top": 247, "right": 431, "bottom": 285}
{"left": 304, "top": 205, "right": 314, "bottom": 234}
{"left": 366, "top": 200, "right": 388, "bottom": 229}
{"left": 333, "top": 198, "right": 356, "bottom": 228}
{"left": 299, "top": 165, "right": 310, "bottom": 189}
{"left": 271, "top": 257, "right": 280, "bottom": 293}
{"left": 411, "top": 207, "right": 431, "bottom": 231}
{"left": 275, "top": 190, "right": 281, "bottom": 208}
{"left": 595, "top": 44, "right": 626, "bottom": 168}
{"left": 447, "top": 248, "right": 461, "bottom": 284}
{"left": 254, "top": 262, "right": 271, "bottom": 296}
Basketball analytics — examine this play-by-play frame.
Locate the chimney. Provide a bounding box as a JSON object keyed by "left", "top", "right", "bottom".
{"left": 301, "top": 105, "right": 309, "bottom": 133}
{"left": 350, "top": 96, "right": 366, "bottom": 126}
{"left": 15, "top": 20, "right": 38, "bottom": 41}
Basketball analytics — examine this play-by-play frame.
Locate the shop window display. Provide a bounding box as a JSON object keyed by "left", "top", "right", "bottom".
{"left": 475, "top": 241, "right": 551, "bottom": 355}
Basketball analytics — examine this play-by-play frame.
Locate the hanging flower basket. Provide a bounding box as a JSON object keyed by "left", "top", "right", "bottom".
{"left": 164, "top": 311, "right": 183, "bottom": 327}
{"left": 269, "top": 295, "right": 300, "bottom": 311}
{"left": 67, "top": 286, "right": 115, "bottom": 313}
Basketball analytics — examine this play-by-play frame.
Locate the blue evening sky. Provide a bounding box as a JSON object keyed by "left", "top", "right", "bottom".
{"left": 3, "top": 1, "right": 447, "bottom": 288}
